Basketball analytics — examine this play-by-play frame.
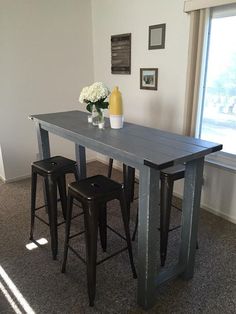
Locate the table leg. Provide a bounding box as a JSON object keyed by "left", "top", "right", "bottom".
{"left": 179, "top": 157, "right": 204, "bottom": 279}
{"left": 75, "top": 144, "right": 86, "bottom": 179}
{"left": 137, "top": 165, "right": 160, "bottom": 309}
{"left": 35, "top": 122, "right": 51, "bottom": 211}
{"left": 36, "top": 122, "right": 50, "bottom": 159}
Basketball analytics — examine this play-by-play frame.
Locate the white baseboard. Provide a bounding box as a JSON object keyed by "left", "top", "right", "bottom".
{"left": 0, "top": 175, "right": 5, "bottom": 183}
{"left": 201, "top": 203, "right": 236, "bottom": 224}
{"left": 173, "top": 192, "right": 236, "bottom": 225}
{"left": 3, "top": 174, "right": 31, "bottom": 183}
{"left": 2, "top": 157, "right": 98, "bottom": 183}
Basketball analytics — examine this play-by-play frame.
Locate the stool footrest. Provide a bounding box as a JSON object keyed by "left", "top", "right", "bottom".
{"left": 35, "top": 214, "right": 65, "bottom": 227}
{"left": 35, "top": 215, "right": 50, "bottom": 226}
{"left": 35, "top": 204, "right": 48, "bottom": 211}
{"left": 96, "top": 246, "right": 128, "bottom": 265}
{"left": 172, "top": 204, "right": 182, "bottom": 212}
{"left": 107, "top": 225, "right": 127, "bottom": 241}
{"left": 66, "top": 221, "right": 130, "bottom": 267}
{"left": 34, "top": 211, "right": 82, "bottom": 228}
{"left": 69, "top": 230, "right": 85, "bottom": 240}
{"left": 169, "top": 225, "right": 181, "bottom": 232}
{"left": 68, "top": 244, "right": 129, "bottom": 266}
{"left": 157, "top": 224, "right": 181, "bottom": 232}
{"left": 57, "top": 220, "right": 66, "bottom": 227}
{"left": 35, "top": 198, "right": 62, "bottom": 211}
{"left": 73, "top": 201, "right": 82, "bottom": 209}
{"left": 68, "top": 245, "right": 86, "bottom": 264}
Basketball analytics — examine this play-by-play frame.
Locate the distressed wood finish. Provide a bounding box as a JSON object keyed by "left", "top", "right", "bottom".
{"left": 31, "top": 111, "right": 222, "bottom": 170}
{"left": 111, "top": 33, "right": 131, "bottom": 74}
{"left": 137, "top": 166, "right": 160, "bottom": 309}
{"left": 36, "top": 121, "right": 50, "bottom": 159}
{"left": 30, "top": 110, "right": 222, "bottom": 310}
{"left": 179, "top": 157, "right": 205, "bottom": 279}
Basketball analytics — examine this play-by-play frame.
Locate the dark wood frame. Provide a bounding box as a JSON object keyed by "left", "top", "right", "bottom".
{"left": 111, "top": 33, "right": 131, "bottom": 74}
{"left": 148, "top": 23, "right": 166, "bottom": 50}
{"left": 140, "top": 68, "right": 158, "bottom": 90}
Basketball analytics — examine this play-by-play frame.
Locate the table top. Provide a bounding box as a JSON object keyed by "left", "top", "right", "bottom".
{"left": 31, "top": 110, "right": 222, "bottom": 170}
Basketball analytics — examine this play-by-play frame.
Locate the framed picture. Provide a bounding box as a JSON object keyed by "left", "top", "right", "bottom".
{"left": 148, "top": 23, "right": 166, "bottom": 49}
{"left": 111, "top": 33, "right": 131, "bottom": 74}
{"left": 140, "top": 68, "right": 158, "bottom": 90}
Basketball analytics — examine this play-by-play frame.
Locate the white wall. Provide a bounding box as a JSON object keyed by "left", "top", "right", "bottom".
{"left": 202, "top": 164, "right": 236, "bottom": 222}
{"left": 91, "top": 0, "right": 189, "bottom": 133}
{"left": 175, "top": 164, "right": 236, "bottom": 223}
{"left": 91, "top": 0, "right": 236, "bottom": 223}
{"left": 0, "top": 0, "right": 95, "bottom": 181}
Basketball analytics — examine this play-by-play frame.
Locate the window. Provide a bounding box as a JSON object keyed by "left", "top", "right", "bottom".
{"left": 196, "top": 5, "right": 236, "bottom": 168}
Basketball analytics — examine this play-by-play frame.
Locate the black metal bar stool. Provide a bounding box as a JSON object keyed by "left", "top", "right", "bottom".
{"left": 108, "top": 159, "right": 135, "bottom": 219}
{"left": 159, "top": 165, "right": 185, "bottom": 266}
{"left": 61, "top": 175, "right": 137, "bottom": 306}
{"left": 107, "top": 158, "right": 185, "bottom": 267}
{"left": 30, "top": 156, "right": 79, "bottom": 260}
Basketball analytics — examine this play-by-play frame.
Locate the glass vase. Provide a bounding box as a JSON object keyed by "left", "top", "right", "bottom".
{"left": 92, "top": 105, "right": 104, "bottom": 127}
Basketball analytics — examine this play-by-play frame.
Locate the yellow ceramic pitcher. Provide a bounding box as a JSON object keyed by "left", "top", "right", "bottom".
{"left": 109, "top": 86, "right": 124, "bottom": 128}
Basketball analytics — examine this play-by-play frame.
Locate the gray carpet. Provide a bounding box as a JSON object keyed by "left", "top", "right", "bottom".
{"left": 0, "top": 161, "right": 235, "bottom": 314}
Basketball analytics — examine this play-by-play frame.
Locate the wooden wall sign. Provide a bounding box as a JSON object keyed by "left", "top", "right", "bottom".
{"left": 111, "top": 33, "right": 131, "bottom": 74}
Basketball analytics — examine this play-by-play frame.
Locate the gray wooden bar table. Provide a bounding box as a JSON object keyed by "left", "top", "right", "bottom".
{"left": 30, "top": 110, "right": 222, "bottom": 310}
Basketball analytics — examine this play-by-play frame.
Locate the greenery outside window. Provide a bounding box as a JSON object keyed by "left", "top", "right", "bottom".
{"left": 196, "top": 4, "right": 236, "bottom": 170}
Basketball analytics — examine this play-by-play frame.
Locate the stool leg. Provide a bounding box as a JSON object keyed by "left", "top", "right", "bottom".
{"left": 196, "top": 241, "right": 199, "bottom": 250}
{"left": 107, "top": 158, "right": 113, "bottom": 178}
{"left": 129, "top": 167, "right": 135, "bottom": 203}
{"left": 57, "top": 175, "right": 67, "bottom": 220}
{"left": 160, "top": 175, "right": 174, "bottom": 267}
{"left": 61, "top": 192, "right": 74, "bottom": 273}
{"left": 30, "top": 170, "right": 37, "bottom": 240}
{"left": 84, "top": 203, "right": 99, "bottom": 307}
{"left": 132, "top": 208, "right": 138, "bottom": 241}
{"left": 73, "top": 164, "right": 80, "bottom": 182}
{"left": 45, "top": 176, "right": 58, "bottom": 260}
{"left": 98, "top": 203, "right": 107, "bottom": 252}
{"left": 119, "top": 191, "right": 137, "bottom": 279}
{"left": 123, "top": 165, "right": 136, "bottom": 222}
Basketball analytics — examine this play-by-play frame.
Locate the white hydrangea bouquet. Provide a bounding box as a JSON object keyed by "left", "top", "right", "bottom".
{"left": 79, "top": 82, "right": 110, "bottom": 114}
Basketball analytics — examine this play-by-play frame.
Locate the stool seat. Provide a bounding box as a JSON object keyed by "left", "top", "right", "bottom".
{"left": 69, "top": 175, "right": 122, "bottom": 201}
{"left": 161, "top": 164, "right": 185, "bottom": 178}
{"left": 32, "top": 156, "right": 77, "bottom": 175}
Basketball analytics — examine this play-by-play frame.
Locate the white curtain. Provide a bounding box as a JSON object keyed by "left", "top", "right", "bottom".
{"left": 183, "top": 9, "right": 207, "bottom": 136}
{"left": 183, "top": 0, "right": 236, "bottom": 136}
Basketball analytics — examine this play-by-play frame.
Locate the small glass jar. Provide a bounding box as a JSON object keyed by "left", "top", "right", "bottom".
{"left": 87, "top": 115, "right": 93, "bottom": 123}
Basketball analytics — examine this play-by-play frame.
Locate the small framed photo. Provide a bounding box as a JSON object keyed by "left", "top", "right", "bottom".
{"left": 140, "top": 68, "right": 158, "bottom": 90}
{"left": 148, "top": 23, "right": 166, "bottom": 50}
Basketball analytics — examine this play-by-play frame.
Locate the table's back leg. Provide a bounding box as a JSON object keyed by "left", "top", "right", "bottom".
{"left": 75, "top": 144, "right": 86, "bottom": 179}
{"left": 36, "top": 122, "right": 50, "bottom": 159}
{"left": 178, "top": 157, "right": 204, "bottom": 279}
{"left": 137, "top": 165, "right": 160, "bottom": 310}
